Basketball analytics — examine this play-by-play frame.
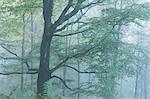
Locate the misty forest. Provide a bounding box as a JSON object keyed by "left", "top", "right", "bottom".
{"left": 0, "top": 0, "right": 150, "bottom": 99}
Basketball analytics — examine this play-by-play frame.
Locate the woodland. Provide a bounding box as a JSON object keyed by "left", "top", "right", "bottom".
{"left": 0, "top": 0, "right": 150, "bottom": 99}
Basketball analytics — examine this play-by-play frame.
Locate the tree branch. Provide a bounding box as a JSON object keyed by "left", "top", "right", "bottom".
{"left": 54, "top": 8, "right": 89, "bottom": 33}
{"left": 54, "top": 0, "right": 86, "bottom": 27}
{"left": 0, "top": 71, "right": 38, "bottom": 75}
{"left": 0, "top": 56, "right": 21, "bottom": 60}
{"left": 0, "top": 45, "right": 38, "bottom": 72}
{"left": 51, "top": 45, "right": 96, "bottom": 74}
{"left": 80, "top": 1, "right": 105, "bottom": 9}
{"left": 50, "top": 75, "right": 95, "bottom": 91}
{"left": 51, "top": 75, "right": 72, "bottom": 90}
{"left": 53, "top": 29, "right": 89, "bottom": 37}
{"left": 1, "top": 45, "right": 19, "bottom": 57}
{"left": 0, "top": 4, "right": 42, "bottom": 12}
{"left": 57, "top": 0, "right": 74, "bottom": 20}
{"left": 64, "top": 65, "right": 97, "bottom": 74}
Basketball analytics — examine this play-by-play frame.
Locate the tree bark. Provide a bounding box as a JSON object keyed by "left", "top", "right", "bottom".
{"left": 37, "top": 0, "right": 54, "bottom": 95}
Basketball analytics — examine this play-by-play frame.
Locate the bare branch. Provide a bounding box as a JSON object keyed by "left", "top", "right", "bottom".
{"left": 1, "top": 45, "right": 19, "bottom": 57}
{"left": 54, "top": 8, "right": 89, "bottom": 33}
{"left": 53, "top": 29, "right": 89, "bottom": 37}
{"left": 0, "top": 56, "right": 21, "bottom": 60}
{"left": 54, "top": 0, "right": 86, "bottom": 27}
{"left": 50, "top": 75, "right": 95, "bottom": 91}
{"left": 0, "top": 71, "right": 38, "bottom": 75}
{"left": 81, "top": 1, "right": 104, "bottom": 9}
{"left": 51, "top": 75, "right": 72, "bottom": 90}
{"left": 24, "top": 61, "right": 39, "bottom": 71}
{"left": 64, "top": 65, "right": 97, "bottom": 74}
{"left": 0, "top": 45, "right": 38, "bottom": 72}
{"left": 51, "top": 45, "right": 96, "bottom": 74}
{"left": 0, "top": 4, "right": 42, "bottom": 12}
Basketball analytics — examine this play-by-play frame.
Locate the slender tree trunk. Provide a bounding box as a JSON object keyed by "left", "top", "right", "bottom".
{"left": 134, "top": 67, "right": 140, "bottom": 99}
{"left": 144, "top": 64, "right": 147, "bottom": 99}
{"left": 62, "top": 24, "right": 68, "bottom": 96}
{"left": 63, "top": 66, "right": 66, "bottom": 96}
{"left": 30, "top": 12, "right": 34, "bottom": 91}
{"left": 21, "top": 14, "right": 25, "bottom": 90}
{"left": 77, "top": 23, "right": 80, "bottom": 99}
{"left": 77, "top": 61, "right": 80, "bottom": 99}
{"left": 134, "top": 29, "right": 141, "bottom": 99}
{"left": 119, "top": 78, "right": 123, "bottom": 99}
{"left": 140, "top": 75, "right": 143, "bottom": 99}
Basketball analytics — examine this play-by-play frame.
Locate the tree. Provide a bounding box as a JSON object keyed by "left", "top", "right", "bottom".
{"left": 37, "top": 0, "right": 106, "bottom": 96}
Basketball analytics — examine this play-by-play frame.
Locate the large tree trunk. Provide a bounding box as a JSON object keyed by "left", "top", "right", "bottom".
{"left": 37, "top": 0, "right": 54, "bottom": 96}
{"left": 37, "top": 26, "right": 55, "bottom": 95}
{"left": 37, "top": 33, "right": 52, "bottom": 95}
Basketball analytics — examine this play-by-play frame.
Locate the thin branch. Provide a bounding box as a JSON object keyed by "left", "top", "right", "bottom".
{"left": 0, "top": 45, "right": 38, "bottom": 72}
{"left": 0, "top": 56, "right": 21, "bottom": 60}
{"left": 80, "top": 1, "right": 104, "bottom": 9}
{"left": 24, "top": 61, "right": 38, "bottom": 71}
{"left": 54, "top": 0, "right": 86, "bottom": 27}
{"left": 64, "top": 65, "right": 97, "bottom": 74}
{"left": 53, "top": 29, "right": 89, "bottom": 37}
{"left": 54, "top": 8, "right": 89, "bottom": 33}
{"left": 1, "top": 45, "right": 19, "bottom": 57}
{"left": 0, "top": 4, "right": 42, "bottom": 12}
{"left": 0, "top": 71, "right": 38, "bottom": 75}
{"left": 51, "top": 45, "right": 96, "bottom": 74}
{"left": 51, "top": 75, "right": 72, "bottom": 90}
{"left": 50, "top": 75, "right": 95, "bottom": 91}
